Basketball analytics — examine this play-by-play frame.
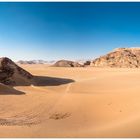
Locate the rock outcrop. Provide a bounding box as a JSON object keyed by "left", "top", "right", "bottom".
{"left": 84, "top": 61, "right": 91, "bottom": 66}
{"left": 52, "top": 60, "right": 82, "bottom": 67}
{"left": 0, "top": 57, "right": 33, "bottom": 85}
{"left": 90, "top": 48, "right": 140, "bottom": 68}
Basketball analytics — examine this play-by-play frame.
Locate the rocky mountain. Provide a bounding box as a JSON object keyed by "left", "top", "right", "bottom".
{"left": 0, "top": 57, "right": 33, "bottom": 85}
{"left": 52, "top": 60, "right": 83, "bottom": 67}
{"left": 90, "top": 48, "right": 140, "bottom": 68}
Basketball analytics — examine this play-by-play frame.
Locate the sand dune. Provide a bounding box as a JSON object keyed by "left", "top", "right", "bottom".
{"left": 0, "top": 65, "right": 140, "bottom": 137}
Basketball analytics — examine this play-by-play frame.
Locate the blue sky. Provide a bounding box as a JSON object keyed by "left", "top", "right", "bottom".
{"left": 1, "top": 2, "right": 140, "bottom": 61}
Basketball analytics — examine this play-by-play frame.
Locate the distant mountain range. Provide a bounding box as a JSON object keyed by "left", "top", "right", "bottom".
{"left": 17, "top": 59, "right": 91, "bottom": 66}
{"left": 17, "top": 48, "right": 140, "bottom": 68}
{"left": 50, "top": 47, "right": 140, "bottom": 68}
{"left": 17, "top": 60, "right": 56, "bottom": 65}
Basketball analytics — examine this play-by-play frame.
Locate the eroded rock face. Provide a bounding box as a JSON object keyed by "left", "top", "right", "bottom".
{"left": 52, "top": 60, "right": 82, "bottom": 67}
{"left": 0, "top": 57, "right": 33, "bottom": 85}
{"left": 90, "top": 48, "right": 140, "bottom": 68}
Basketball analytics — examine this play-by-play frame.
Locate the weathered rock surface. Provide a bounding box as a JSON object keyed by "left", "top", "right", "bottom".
{"left": 90, "top": 48, "right": 140, "bottom": 68}
{"left": 0, "top": 57, "right": 33, "bottom": 85}
{"left": 52, "top": 60, "right": 82, "bottom": 67}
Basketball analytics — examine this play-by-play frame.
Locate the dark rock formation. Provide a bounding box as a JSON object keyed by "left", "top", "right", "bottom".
{"left": 0, "top": 57, "right": 33, "bottom": 85}
{"left": 84, "top": 61, "right": 91, "bottom": 66}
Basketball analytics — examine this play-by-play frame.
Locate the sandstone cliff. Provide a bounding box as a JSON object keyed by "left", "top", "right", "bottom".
{"left": 91, "top": 48, "right": 140, "bottom": 68}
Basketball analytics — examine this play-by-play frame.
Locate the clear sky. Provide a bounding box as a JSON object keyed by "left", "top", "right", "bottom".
{"left": 1, "top": 2, "right": 140, "bottom": 61}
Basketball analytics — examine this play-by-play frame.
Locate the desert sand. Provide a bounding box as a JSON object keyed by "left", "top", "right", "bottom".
{"left": 0, "top": 64, "right": 140, "bottom": 137}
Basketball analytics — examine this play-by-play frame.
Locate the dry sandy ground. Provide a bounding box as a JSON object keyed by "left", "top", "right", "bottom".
{"left": 0, "top": 64, "right": 140, "bottom": 137}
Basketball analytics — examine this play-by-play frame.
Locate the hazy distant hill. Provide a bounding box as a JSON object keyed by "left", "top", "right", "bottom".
{"left": 17, "top": 60, "right": 56, "bottom": 65}
{"left": 91, "top": 48, "right": 140, "bottom": 68}
{"left": 52, "top": 60, "right": 83, "bottom": 67}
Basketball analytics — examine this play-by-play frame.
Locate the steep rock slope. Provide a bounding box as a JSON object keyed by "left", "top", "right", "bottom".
{"left": 91, "top": 48, "right": 140, "bottom": 68}
{"left": 0, "top": 57, "right": 33, "bottom": 85}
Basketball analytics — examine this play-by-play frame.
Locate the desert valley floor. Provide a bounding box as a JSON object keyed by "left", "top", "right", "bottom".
{"left": 1, "top": 65, "right": 140, "bottom": 137}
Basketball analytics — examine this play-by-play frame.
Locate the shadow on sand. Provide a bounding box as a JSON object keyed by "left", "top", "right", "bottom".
{"left": 0, "top": 86, "right": 25, "bottom": 95}
{"left": 33, "top": 76, "right": 75, "bottom": 86}
{"left": 0, "top": 90, "right": 25, "bottom": 95}
{"left": 0, "top": 76, "right": 75, "bottom": 95}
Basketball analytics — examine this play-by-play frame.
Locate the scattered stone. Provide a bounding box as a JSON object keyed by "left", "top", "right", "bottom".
{"left": 49, "top": 112, "right": 71, "bottom": 120}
